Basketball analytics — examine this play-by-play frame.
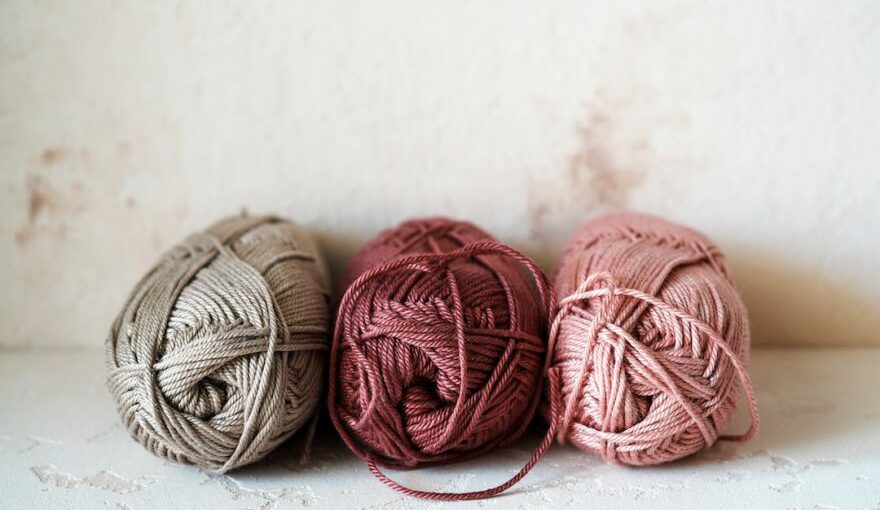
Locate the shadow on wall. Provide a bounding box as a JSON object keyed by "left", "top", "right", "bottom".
{"left": 525, "top": 91, "right": 656, "bottom": 267}
{"left": 301, "top": 98, "right": 880, "bottom": 348}
{"left": 727, "top": 248, "right": 880, "bottom": 347}
{"left": 521, "top": 93, "right": 878, "bottom": 348}
{"left": 308, "top": 227, "right": 371, "bottom": 303}
{"left": 515, "top": 232, "right": 880, "bottom": 348}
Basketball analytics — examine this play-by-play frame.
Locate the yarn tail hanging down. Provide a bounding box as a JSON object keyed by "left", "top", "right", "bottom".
{"left": 328, "top": 218, "right": 561, "bottom": 500}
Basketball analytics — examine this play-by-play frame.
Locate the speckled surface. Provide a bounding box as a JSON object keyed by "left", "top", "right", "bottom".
{"left": 1, "top": 349, "right": 877, "bottom": 509}
{"left": 2, "top": 1, "right": 880, "bottom": 350}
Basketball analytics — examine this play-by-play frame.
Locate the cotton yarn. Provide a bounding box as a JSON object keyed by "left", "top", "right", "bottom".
{"left": 546, "top": 211, "right": 759, "bottom": 465}
{"left": 328, "top": 218, "right": 555, "bottom": 500}
{"left": 106, "top": 215, "right": 330, "bottom": 472}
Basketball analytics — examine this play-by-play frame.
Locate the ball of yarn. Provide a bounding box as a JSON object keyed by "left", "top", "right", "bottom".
{"left": 547, "top": 211, "right": 759, "bottom": 465}
{"left": 328, "top": 218, "right": 553, "bottom": 481}
{"left": 106, "top": 215, "right": 330, "bottom": 472}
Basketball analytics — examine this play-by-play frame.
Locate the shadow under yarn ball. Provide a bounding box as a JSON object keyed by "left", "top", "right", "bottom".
{"left": 547, "top": 211, "right": 759, "bottom": 466}
{"left": 329, "top": 218, "right": 552, "bottom": 472}
{"left": 106, "top": 215, "right": 330, "bottom": 472}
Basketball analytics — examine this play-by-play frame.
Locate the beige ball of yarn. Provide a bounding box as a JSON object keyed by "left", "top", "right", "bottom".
{"left": 106, "top": 215, "right": 330, "bottom": 472}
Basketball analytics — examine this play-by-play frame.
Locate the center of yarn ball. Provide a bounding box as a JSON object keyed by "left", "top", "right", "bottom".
{"left": 328, "top": 218, "right": 552, "bottom": 470}
{"left": 547, "top": 212, "right": 759, "bottom": 465}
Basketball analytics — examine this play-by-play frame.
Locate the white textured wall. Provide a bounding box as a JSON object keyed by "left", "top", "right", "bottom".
{"left": 1, "top": 1, "right": 878, "bottom": 349}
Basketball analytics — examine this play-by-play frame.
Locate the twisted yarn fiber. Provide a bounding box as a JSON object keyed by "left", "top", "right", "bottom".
{"left": 329, "top": 218, "right": 554, "bottom": 500}
{"left": 548, "top": 212, "right": 759, "bottom": 465}
{"left": 106, "top": 215, "right": 330, "bottom": 472}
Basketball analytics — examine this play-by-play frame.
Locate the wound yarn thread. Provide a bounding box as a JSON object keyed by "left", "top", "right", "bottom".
{"left": 106, "top": 215, "right": 330, "bottom": 472}
{"left": 328, "top": 218, "right": 557, "bottom": 500}
{"left": 546, "top": 211, "right": 759, "bottom": 465}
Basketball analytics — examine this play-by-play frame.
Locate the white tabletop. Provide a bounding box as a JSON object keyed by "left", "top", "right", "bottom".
{"left": 1, "top": 349, "right": 877, "bottom": 510}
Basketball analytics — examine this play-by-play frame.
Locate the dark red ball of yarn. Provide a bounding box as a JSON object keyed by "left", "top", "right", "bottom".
{"left": 328, "top": 218, "right": 553, "bottom": 499}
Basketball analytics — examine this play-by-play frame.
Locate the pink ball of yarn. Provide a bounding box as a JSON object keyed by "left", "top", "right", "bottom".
{"left": 546, "top": 211, "right": 759, "bottom": 465}
{"left": 328, "top": 217, "right": 553, "bottom": 500}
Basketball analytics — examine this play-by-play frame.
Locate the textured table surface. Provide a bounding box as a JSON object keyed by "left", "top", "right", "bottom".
{"left": 1, "top": 349, "right": 878, "bottom": 510}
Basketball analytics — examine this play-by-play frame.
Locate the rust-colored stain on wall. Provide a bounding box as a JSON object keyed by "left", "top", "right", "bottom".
{"left": 17, "top": 175, "right": 54, "bottom": 245}
{"left": 40, "top": 148, "right": 67, "bottom": 166}
{"left": 25, "top": 175, "right": 50, "bottom": 225}
{"left": 15, "top": 148, "right": 88, "bottom": 246}
{"left": 567, "top": 112, "right": 647, "bottom": 207}
{"left": 529, "top": 105, "right": 648, "bottom": 240}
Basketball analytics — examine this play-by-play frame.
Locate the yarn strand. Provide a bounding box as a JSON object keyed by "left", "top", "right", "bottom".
{"left": 365, "top": 370, "right": 562, "bottom": 501}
